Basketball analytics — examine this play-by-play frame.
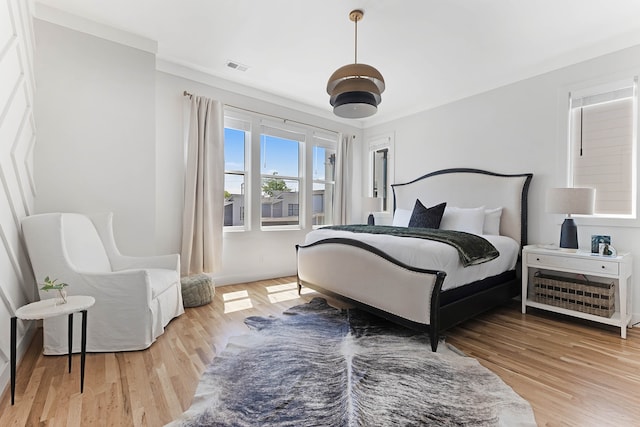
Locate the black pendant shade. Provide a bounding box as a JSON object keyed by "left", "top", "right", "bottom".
{"left": 332, "top": 91, "right": 378, "bottom": 119}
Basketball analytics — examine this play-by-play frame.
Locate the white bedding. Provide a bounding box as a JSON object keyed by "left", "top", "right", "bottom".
{"left": 304, "top": 229, "right": 520, "bottom": 292}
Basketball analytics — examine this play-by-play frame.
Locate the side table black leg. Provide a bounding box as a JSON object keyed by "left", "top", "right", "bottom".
{"left": 10, "top": 317, "right": 16, "bottom": 405}
{"left": 80, "top": 310, "right": 87, "bottom": 393}
{"left": 68, "top": 313, "right": 73, "bottom": 373}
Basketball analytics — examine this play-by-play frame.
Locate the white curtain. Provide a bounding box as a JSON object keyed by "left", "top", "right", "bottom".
{"left": 181, "top": 95, "right": 224, "bottom": 276}
{"left": 333, "top": 133, "right": 353, "bottom": 225}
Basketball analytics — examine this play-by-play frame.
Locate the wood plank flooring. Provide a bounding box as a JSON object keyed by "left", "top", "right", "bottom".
{"left": 1, "top": 276, "right": 639, "bottom": 426}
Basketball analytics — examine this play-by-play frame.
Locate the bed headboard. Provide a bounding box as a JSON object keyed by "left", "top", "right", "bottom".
{"left": 391, "top": 168, "right": 533, "bottom": 246}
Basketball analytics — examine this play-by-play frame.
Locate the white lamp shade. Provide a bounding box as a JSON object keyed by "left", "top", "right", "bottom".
{"left": 363, "top": 197, "right": 383, "bottom": 213}
{"left": 546, "top": 187, "right": 596, "bottom": 215}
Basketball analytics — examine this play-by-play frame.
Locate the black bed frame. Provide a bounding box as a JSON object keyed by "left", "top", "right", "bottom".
{"left": 297, "top": 168, "right": 533, "bottom": 351}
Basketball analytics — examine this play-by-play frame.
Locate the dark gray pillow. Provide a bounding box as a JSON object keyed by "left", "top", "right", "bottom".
{"left": 408, "top": 200, "right": 446, "bottom": 229}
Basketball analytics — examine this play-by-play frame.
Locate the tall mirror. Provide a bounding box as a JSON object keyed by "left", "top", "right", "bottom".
{"left": 373, "top": 148, "right": 388, "bottom": 211}
{"left": 368, "top": 133, "right": 394, "bottom": 216}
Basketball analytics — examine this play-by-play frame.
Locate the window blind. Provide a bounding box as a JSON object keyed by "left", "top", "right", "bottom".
{"left": 569, "top": 84, "right": 635, "bottom": 215}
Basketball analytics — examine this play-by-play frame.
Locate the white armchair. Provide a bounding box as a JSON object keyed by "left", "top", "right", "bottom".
{"left": 21, "top": 212, "right": 184, "bottom": 354}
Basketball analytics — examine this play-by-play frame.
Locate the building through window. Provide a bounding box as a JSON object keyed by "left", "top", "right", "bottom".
{"left": 224, "top": 121, "right": 248, "bottom": 228}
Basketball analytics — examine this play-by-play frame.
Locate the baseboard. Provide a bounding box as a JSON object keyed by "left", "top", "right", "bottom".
{"left": 212, "top": 269, "right": 298, "bottom": 287}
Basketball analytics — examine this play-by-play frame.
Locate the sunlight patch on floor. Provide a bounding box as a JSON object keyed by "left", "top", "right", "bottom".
{"left": 267, "top": 291, "right": 299, "bottom": 303}
{"left": 265, "top": 283, "right": 297, "bottom": 293}
{"left": 222, "top": 290, "right": 253, "bottom": 313}
{"left": 266, "top": 281, "right": 299, "bottom": 303}
{"left": 222, "top": 290, "right": 249, "bottom": 301}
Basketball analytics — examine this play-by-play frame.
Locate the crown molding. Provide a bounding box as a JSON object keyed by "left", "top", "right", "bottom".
{"left": 156, "top": 57, "right": 366, "bottom": 129}
{"left": 33, "top": 3, "right": 157, "bottom": 54}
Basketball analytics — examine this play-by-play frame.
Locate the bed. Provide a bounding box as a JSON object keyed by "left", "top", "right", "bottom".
{"left": 296, "top": 168, "right": 532, "bottom": 351}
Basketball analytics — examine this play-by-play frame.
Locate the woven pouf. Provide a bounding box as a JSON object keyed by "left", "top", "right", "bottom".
{"left": 181, "top": 274, "right": 215, "bottom": 307}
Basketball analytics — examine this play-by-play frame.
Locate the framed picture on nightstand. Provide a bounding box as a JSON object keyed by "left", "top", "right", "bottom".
{"left": 591, "top": 235, "right": 611, "bottom": 254}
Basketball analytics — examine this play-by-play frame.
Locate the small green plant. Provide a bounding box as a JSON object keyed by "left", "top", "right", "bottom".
{"left": 39, "top": 276, "right": 69, "bottom": 292}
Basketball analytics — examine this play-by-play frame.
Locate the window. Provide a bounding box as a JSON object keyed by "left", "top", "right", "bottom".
{"left": 568, "top": 78, "right": 638, "bottom": 217}
{"left": 224, "top": 118, "right": 249, "bottom": 228}
{"left": 260, "top": 124, "right": 302, "bottom": 227}
{"left": 311, "top": 133, "right": 337, "bottom": 226}
{"left": 223, "top": 109, "right": 338, "bottom": 231}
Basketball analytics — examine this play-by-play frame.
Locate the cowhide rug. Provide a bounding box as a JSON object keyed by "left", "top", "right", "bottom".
{"left": 167, "top": 297, "right": 537, "bottom": 426}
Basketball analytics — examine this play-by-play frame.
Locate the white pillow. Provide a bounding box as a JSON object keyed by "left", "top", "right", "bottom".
{"left": 440, "top": 206, "right": 485, "bottom": 235}
{"left": 483, "top": 207, "right": 503, "bottom": 235}
{"left": 392, "top": 209, "right": 412, "bottom": 227}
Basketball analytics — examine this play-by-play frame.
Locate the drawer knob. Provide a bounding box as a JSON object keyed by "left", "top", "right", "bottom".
{"left": 536, "top": 258, "right": 541, "bottom": 261}
{"left": 602, "top": 265, "right": 605, "bottom": 269}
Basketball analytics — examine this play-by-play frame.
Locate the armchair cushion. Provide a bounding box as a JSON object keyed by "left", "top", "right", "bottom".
{"left": 61, "top": 214, "right": 112, "bottom": 272}
{"left": 145, "top": 269, "right": 181, "bottom": 298}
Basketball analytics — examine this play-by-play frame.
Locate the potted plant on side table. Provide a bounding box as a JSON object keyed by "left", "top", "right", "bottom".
{"left": 40, "top": 276, "right": 69, "bottom": 305}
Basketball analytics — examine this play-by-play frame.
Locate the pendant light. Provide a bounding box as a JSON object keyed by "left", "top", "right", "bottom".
{"left": 327, "top": 9, "right": 385, "bottom": 119}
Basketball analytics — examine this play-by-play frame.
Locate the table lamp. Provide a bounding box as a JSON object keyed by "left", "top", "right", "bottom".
{"left": 546, "top": 187, "right": 595, "bottom": 250}
{"left": 363, "top": 197, "right": 383, "bottom": 225}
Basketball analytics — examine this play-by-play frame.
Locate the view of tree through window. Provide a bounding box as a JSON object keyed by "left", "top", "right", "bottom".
{"left": 260, "top": 132, "right": 300, "bottom": 227}
{"left": 223, "top": 111, "right": 337, "bottom": 230}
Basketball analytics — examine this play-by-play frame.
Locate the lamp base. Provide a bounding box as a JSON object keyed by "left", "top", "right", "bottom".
{"left": 367, "top": 213, "right": 375, "bottom": 225}
{"left": 559, "top": 217, "right": 578, "bottom": 249}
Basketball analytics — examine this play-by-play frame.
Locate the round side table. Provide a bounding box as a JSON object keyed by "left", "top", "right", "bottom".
{"left": 10, "top": 295, "right": 95, "bottom": 405}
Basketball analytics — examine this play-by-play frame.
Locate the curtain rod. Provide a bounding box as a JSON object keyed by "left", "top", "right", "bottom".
{"left": 183, "top": 90, "right": 344, "bottom": 136}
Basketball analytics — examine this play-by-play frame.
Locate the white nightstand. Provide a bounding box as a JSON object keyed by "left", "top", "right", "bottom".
{"left": 522, "top": 245, "right": 633, "bottom": 338}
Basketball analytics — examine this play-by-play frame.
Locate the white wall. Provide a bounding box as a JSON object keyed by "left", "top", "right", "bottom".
{"left": 364, "top": 44, "right": 640, "bottom": 321}
{"left": 155, "top": 68, "right": 362, "bottom": 284}
{"left": 32, "top": 13, "right": 363, "bottom": 287}
{"left": 34, "top": 19, "right": 157, "bottom": 255}
{"left": 0, "top": 0, "right": 38, "bottom": 402}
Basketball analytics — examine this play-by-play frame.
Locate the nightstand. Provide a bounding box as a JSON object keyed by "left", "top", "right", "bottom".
{"left": 521, "top": 245, "right": 633, "bottom": 338}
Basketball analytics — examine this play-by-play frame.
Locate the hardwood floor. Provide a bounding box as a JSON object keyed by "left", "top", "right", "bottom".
{"left": 1, "top": 276, "right": 639, "bottom": 426}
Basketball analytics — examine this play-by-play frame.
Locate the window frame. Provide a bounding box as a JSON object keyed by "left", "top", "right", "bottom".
{"left": 259, "top": 122, "right": 305, "bottom": 230}
{"left": 223, "top": 115, "right": 251, "bottom": 231}
{"left": 222, "top": 108, "right": 339, "bottom": 233}
{"left": 367, "top": 133, "right": 395, "bottom": 223}
{"left": 310, "top": 133, "right": 338, "bottom": 228}
{"left": 559, "top": 74, "right": 640, "bottom": 228}
{"left": 568, "top": 78, "right": 637, "bottom": 218}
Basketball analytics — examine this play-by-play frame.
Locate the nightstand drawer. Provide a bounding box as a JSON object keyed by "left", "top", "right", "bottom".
{"left": 526, "top": 253, "right": 619, "bottom": 275}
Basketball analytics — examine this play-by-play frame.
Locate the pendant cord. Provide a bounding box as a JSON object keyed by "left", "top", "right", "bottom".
{"left": 354, "top": 17, "right": 358, "bottom": 64}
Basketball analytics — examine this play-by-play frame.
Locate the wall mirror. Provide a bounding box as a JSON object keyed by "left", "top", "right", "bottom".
{"left": 373, "top": 148, "right": 388, "bottom": 211}
{"left": 368, "top": 133, "right": 395, "bottom": 215}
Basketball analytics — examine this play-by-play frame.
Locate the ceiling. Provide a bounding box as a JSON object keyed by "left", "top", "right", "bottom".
{"left": 34, "top": 0, "right": 640, "bottom": 126}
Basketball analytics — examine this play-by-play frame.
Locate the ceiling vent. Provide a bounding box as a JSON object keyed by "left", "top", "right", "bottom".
{"left": 226, "top": 60, "right": 249, "bottom": 72}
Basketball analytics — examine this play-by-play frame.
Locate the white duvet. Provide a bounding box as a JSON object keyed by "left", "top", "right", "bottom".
{"left": 304, "top": 229, "right": 520, "bottom": 291}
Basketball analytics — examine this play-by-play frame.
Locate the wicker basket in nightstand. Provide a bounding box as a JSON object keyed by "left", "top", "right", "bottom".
{"left": 532, "top": 271, "right": 615, "bottom": 318}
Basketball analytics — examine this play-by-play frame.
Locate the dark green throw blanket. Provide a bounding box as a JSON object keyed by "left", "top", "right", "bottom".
{"left": 322, "top": 225, "right": 499, "bottom": 267}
